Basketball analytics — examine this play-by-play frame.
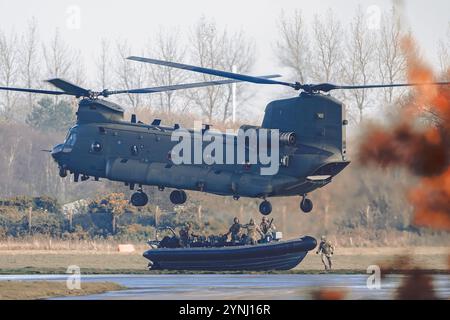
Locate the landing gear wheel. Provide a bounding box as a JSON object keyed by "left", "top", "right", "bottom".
{"left": 131, "top": 191, "right": 149, "bottom": 207}
{"left": 170, "top": 190, "right": 187, "bottom": 205}
{"left": 300, "top": 198, "right": 313, "bottom": 213}
{"left": 59, "top": 167, "right": 67, "bottom": 178}
{"left": 259, "top": 201, "right": 272, "bottom": 216}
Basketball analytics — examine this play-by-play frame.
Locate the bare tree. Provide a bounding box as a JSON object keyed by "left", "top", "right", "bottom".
{"left": 114, "top": 40, "right": 148, "bottom": 112}
{"left": 146, "top": 27, "right": 187, "bottom": 113}
{"left": 42, "top": 29, "right": 74, "bottom": 80}
{"left": 310, "top": 9, "right": 344, "bottom": 83}
{"left": 342, "top": 7, "right": 377, "bottom": 123}
{"left": 220, "top": 30, "right": 256, "bottom": 122}
{"left": 377, "top": 8, "right": 407, "bottom": 105}
{"left": 189, "top": 16, "right": 256, "bottom": 122}
{"left": 96, "top": 38, "right": 112, "bottom": 90}
{"left": 274, "top": 10, "right": 311, "bottom": 83}
{"left": 0, "top": 29, "right": 19, "bottom": 119}
{"left": 19, "top": 18, "right": 40, "bottom": 112}
{"left": 188, "top": 17, "right": 227, "bottom": 122}
{"left": 70, "top": 50, "right": 88, "bottom": 88}
{"left": 437, "top": 23, "right": 450, "bottom": 80}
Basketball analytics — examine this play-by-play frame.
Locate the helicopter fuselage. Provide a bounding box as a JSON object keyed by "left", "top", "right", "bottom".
{"left": 52, "top": 94, "right": 350, "bottom": 202}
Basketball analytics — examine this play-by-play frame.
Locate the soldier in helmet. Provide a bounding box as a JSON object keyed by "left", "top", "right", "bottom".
{"left": 179, "top": 222, "right": 200, "bottom": 247}
{"left": 316, "top": 235, "right": 335, "bottom": 270}
{"left": 243, "top": 218, "right": 264, "bottom": 245}
{"left": 260, "top": 217, "right": 276, "bottom": 235}
{"left": 225, "top": 217, "right": 244, "bottom": 243}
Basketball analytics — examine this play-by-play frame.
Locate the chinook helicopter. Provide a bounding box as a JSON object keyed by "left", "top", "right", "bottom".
{"left": 0, "top": 57, "right": 448, "bottom": 216}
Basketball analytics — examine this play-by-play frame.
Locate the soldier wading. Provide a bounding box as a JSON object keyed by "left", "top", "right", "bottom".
{"left": 316, "top": 236, "right": 335, "bottom": 270}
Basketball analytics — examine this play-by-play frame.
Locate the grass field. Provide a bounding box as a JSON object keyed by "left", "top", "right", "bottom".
{"left": 0, "top": 281, "right": 124, "bottom": 300}
{"left": 0, "top": 246, "right": 448, "bottom": 274}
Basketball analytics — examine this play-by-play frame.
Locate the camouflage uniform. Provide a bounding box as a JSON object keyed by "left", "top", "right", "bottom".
{"left": 244, "top": 219, "right": 264, "bottom": 245}
{"left": 179, "top": 223, "right": 199, "bottom": 247}
{"left": 316, "top": 236, "right": 335, "bottom": 270}
{"left": 260, "top": 217, "right": 276, "bottom": 235}
{"left": 225, "top": 218, "right": 243, "bottom": 243}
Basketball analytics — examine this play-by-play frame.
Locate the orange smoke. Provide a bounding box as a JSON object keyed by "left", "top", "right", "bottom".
{"left": 311, "top": 288, "right": 347, "bottom": 300}
{"left": 358, "top": 36, "right": 450, "bottom": 230}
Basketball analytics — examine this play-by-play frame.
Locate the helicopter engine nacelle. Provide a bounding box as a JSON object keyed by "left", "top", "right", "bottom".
{"left": 261, "top": 93, "right": 346, "bottom": 157}
{"left": 238, "top": 125, "right": 296, "bottom": 146}
{"left": 76, "top": 99, "right": 125, "bottom": 124}
{"left": 279, "top": 132, "right": 297, "bottom": 146}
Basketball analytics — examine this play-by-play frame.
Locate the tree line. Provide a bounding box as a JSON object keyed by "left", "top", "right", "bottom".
{"left": 0, "top": 194, "right": 227, "bottom": 241}
{"left": 1, "top": 9, "right": 448, "bottom": 125}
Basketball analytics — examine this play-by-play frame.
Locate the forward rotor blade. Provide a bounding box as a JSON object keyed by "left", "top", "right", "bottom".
{"left": 0, "top": 86, "right": 70, "bottom": 96}
{"left": 310, "top": 82, "right": 450, "bottom": 93}
{"left": 127, "top": 56, "right": 298, "bottom": 89}
{"left": 108, "top": 75, "right": 282, "bottom": 95}
{"left": 46, "top": 78, "right": 91, "bottom": 97}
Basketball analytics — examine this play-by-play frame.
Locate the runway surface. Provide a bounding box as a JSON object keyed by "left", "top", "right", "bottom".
{"left": 0, "top": 274, "right": 449, "bottom": 299}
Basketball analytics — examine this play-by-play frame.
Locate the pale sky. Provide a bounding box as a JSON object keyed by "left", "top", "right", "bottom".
{"left": 0, "top": 0, "right": 449, "bottom": 120}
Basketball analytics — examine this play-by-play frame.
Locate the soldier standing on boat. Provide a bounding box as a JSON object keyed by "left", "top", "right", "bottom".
{"left": 260, "top": 217, "right": 276, "bottom": 235}
{"left": 316, "top": 236, "right": 335, "bottom": 270}
{"left": 179, "top": 222, "right": 199, "bottom": 247}
{"left": 244, "top": 218, "right": 264, "bottom": 245}
{"left": 224, "top": 217, "right": 243, "bottom": 243}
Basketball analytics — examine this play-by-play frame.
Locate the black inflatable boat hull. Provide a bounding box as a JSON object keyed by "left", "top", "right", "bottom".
{"left": 143, "top": 236, "right": 317, "bottom": 271}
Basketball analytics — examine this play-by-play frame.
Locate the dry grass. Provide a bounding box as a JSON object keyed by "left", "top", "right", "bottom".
{"left": 0, "top": 281, "right": 124, "bottom": 300}
{"left": 0, "top": 239, "right": 148, "bottom": 252}
{"left": 0, "top": 250, "right": 148, "bottom": 272}
{"left": 298, "top": 250, "right": 449, "bottom": 271}
{"left": 0, "top": 246, "right": 447, "bottom": 273}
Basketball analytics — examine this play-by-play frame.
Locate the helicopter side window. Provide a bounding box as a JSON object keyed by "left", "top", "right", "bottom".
{"left": 91, "top": 141, "right": 103, "bottom": 153}
{"left": 130, "top": 145, "right": 139, "bottom": 156}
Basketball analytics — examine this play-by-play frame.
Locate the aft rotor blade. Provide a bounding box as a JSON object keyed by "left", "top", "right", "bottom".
{"left": 310, "top": 82, "right": 450, "bottom": 93}
{"left": 108, "top": 75, "right": 282, "bottom": 95}
{"left": 127, "top": 56, "right": 299, "bottom": 89}
{"left": 46, "top": 78, "right": 91, "bottom": 97}
{"left": 0, "top": 86, "right": 71, "bottom": 96}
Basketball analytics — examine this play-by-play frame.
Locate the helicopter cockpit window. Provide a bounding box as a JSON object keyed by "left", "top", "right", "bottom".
{"left": 65, "top": 132, "right": 78, "bottom": 147}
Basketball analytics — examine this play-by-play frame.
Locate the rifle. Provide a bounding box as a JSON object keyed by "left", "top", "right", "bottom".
{"left": 262, "top": 218, "right": 274, "bottom": 235}
{"left": 268, "top": 218, "right": 274, "bottom": 229}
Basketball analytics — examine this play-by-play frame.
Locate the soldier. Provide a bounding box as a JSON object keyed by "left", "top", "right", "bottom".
{"left": 179, "top": 222, "right": 199, "bottom": 247}
{"left": 243, "top": 218, "right": 264, "bottom": 245}
{"left": 224, "top": 217, "right": 243, "bottom": 243}
{"left": 316, "top": 235, "right": 335, "bottom": 270}
{"left": 260, "top": 217, "right": 276, "bottom": 235}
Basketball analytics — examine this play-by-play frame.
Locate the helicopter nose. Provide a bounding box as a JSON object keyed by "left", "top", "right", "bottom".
{"left": 51, "top": 144, "right": 64, "bottom": 161}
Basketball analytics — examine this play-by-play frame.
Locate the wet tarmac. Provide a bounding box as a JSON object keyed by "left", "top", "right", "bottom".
{"left": 0, "top": 274, "right": 449, "bottom": 300}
